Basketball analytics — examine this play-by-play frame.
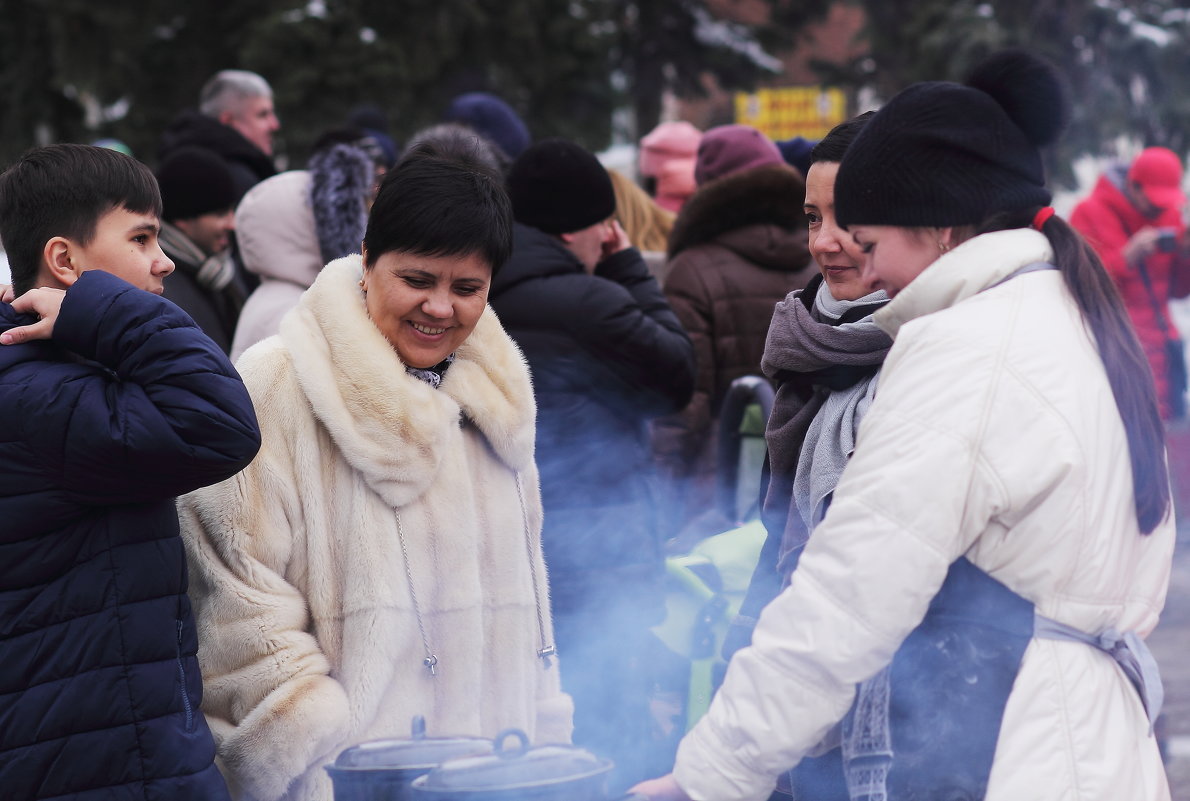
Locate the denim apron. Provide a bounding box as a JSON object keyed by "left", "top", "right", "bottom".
{"left": 786, "top": 264, "right": 1163, "bottom": 801}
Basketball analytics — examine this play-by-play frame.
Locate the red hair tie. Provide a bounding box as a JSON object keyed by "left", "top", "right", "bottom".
{"left": 1032, "top": 206, "right": 1056, "bottom": 230}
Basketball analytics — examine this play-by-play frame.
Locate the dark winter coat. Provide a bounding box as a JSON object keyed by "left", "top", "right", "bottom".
{"left": 1070, "top": 168, "right": 1189, "bottom": 419}
{"left": 488, "top": 224, "right": 695, "bottom": 616}
{"left": 653, "top": 164, "right": 815, "bottom": 538}
{"left": 159, "top": 110, "right": 276, "bottom": 202}
{"left": 0, "top": 271, "right": 261, "bottom": 801}
{"left": 160, "top": 233, "right": 247, "bottom": 356}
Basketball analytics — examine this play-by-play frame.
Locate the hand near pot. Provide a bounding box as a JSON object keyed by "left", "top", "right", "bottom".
{"left": 629, "top": 773, "right": 691, "bottom": 801}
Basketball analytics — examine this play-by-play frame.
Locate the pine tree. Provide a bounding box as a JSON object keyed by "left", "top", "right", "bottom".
{"left": 0, "top": 0, "right": 820, "bottom": 166}
{"left": 836, "top": 0, "right": 1190, "bottom": 186}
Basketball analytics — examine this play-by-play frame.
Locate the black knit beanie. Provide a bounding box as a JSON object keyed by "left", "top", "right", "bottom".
{"left": 508, "top": 138, "right": 615, "bottom": 234}
{"left": 156, "top": 147, "right": 236, "bottom": 222}
{"left": 835, "top": 50, "right": 1069, "bottom": 229}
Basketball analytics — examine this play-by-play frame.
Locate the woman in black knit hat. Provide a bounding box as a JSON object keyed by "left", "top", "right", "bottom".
{"left": 635, "top": 50, "right": 1173, "bottom": 801}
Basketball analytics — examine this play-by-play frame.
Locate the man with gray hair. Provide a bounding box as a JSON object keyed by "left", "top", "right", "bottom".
{"left": 159, "top": 69, "right": 280, "bottom": 201}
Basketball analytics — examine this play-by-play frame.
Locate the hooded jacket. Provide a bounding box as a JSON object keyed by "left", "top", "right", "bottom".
{"left": 0, "top": 271, "right": 261, "bottom": 801}
{"left": 1071, "top": 168, "right": 1188, "bottom": 418}
{"left": 488, "top": 224, "right": 695, "bottom": 614}
{"left": 179, "top": 257, "right": 572, "bottom": 801}
{"left": 654, "top": 164, "right": 815, "bottom": 537}
{"left": 230, "top": 171, "right": 324, "bottom": 361}
{"left": 674, "top": 229, "right": 1174, "bottom": 801}
{"left": 159, "top": 110, "right": 276, "bottom": 202}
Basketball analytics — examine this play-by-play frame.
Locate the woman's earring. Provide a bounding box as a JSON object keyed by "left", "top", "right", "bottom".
{"left": 358, "top": 278, "right": 367, "bottom": 293}
{"left": 938, "top": 241, "right": 950, "bottom": 253}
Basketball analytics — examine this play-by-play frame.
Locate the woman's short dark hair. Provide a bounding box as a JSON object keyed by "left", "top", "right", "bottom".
{"left": 0, "top": 144, "right": 161, "bottom": 294}
{"left": 363, "top": 137, "right": 512, "bottom": 275}
{"left": 810, "top": 111, "right": 877, "bottom": 165}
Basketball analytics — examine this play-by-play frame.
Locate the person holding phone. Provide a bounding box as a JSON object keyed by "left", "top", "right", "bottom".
{"left": 1072, "top": 147, "right": 1189, "bottom": 419}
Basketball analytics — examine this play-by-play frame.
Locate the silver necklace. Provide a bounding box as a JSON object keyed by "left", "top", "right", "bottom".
{"left": 395, "top": 471, "right": 556, "bottom": 677}
{"left": 396, "top": 512, "right": 439, "bottom": 675}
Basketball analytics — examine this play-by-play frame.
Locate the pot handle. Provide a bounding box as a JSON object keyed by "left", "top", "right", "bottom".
{"left": 491, "top": 728, "right": 531, "bottom": 758}
{"left": 411, "top": 714, "right": 427, "bottom": 740}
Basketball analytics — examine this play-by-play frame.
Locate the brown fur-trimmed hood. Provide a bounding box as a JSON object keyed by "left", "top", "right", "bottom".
{"left": 668, "top": 164, "right": 809, "bottom": 259}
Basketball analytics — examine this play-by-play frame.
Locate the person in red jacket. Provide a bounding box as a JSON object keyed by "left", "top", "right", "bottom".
{"left": 1071, "top": 147, "right": 1189, "bottom": 419}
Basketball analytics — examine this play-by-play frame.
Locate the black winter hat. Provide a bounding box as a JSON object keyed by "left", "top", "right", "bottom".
{"left": 835, "top": 50, "right": 1070, "bottom": 229}
{"left": 156, "top": 146, "right": 236, "bottom": 222}
{"left": 507, "top": 138, "right": 615, "bottom": 234}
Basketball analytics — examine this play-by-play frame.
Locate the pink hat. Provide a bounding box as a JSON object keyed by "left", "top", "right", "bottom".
{"left": 695, "top": 124, "right": 785, "bottom": 186}
{"left": 1128, "top": 147, "right": 1186, "bottom": 210}
{"left": 639, "top": 121, "right": 702, "bottom": 178}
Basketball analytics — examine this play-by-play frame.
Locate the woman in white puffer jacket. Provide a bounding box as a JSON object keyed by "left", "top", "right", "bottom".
{"left": 636, "top": 50, "right": 1174, "bottom": 801}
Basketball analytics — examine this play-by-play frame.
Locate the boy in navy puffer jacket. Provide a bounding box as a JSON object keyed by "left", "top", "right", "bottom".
{"left": 0, "top": 144, "right": 261, "bottom": 801}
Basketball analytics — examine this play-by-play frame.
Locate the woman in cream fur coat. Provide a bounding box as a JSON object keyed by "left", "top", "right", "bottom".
{"left": 179, "top": 140, "right": 572, "bottom": 801}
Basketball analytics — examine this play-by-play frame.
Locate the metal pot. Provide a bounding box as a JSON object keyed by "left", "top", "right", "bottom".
{"left": 326, "top": 716, "right": 494, "bottom": 801}
{"left": 410, "top": 729, "right": 642, "bottom": 801}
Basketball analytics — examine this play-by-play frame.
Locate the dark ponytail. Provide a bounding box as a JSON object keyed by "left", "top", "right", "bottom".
{"left": 977, "top": 209, "right": 1170, "bottom": 533}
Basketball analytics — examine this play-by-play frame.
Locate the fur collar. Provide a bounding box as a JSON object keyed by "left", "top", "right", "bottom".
{"left": 875, "top": 229, "right": 1055, "bottom": 339}
{"left": 668, "top": 164, "right": 808, "bottom": 258}
{"left": 279, "top": 255, "right": 536, "bottom": 507}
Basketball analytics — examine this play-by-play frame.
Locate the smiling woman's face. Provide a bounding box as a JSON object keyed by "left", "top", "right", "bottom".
{"left": 361, "top": 249, "right": 492, "bottom": 368}
{"left": 804, "top": 161, "right": 871, "bottom": 301}
{"left": 849, "top": 225, "right": 941, "bottom": 298}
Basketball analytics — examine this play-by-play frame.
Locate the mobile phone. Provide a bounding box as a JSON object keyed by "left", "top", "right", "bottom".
{"left": 1157, "top": 228, "right": 1178, "bottom": 253}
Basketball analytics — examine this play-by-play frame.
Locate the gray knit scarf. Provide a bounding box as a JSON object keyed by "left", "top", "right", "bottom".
{"left": 159, "top": 221, "right": 239, "bottom": 293}
{"left": 761, "top": 277, "right": 891, "bottom": 574}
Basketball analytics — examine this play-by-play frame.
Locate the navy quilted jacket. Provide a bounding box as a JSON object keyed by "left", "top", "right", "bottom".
{"left": 0, "top": 271, "right": 261, "bottom": 800}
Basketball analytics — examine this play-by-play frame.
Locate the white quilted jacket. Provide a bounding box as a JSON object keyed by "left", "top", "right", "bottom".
{"left": 675, "top": 228, "right": 1175, "bottom": 800}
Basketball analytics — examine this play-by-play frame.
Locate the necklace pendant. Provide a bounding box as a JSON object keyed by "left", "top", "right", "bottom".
{"left": 424, "top": 654, "right": 439, "bottom": 676}
{"left": 537, "top": 644, "right": 557, "bottom": 667}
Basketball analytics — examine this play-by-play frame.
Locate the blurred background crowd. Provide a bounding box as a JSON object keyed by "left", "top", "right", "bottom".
{"left": 8, "top": 1, "right": 1190, "bottom": 799}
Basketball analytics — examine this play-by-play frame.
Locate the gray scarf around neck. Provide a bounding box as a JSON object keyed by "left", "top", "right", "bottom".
{"left": 159, "top": 221, "right": 239, "bottom": 292}
{"left": 761, "top": 278, "right": 891, "bottom": 574}
{"left": 792, "top": 284, "right": 886, "bottom": 536}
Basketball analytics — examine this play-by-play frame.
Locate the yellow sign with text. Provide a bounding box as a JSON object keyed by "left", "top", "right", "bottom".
{"left": 735, "top": 87, "right": 847, "bottom": 141}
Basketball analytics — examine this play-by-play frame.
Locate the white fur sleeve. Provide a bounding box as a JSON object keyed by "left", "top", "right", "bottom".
{"left": 178, "top": 455, "right": 351, "bottom": 801}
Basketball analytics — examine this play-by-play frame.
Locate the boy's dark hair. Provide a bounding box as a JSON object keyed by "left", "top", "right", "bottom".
{"left": 0, "top": 144, "right": 162, "bottom": 294}
{"left": 809, "top": 111, "right": 877, "bottom": 165}
{"left": 363, "top": 136, "right": 512, "bottom": 275}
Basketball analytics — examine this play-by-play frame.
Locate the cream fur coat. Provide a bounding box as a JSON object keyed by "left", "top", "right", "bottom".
{"left": 179, "top": 256, "right": 573, "bottom": 801}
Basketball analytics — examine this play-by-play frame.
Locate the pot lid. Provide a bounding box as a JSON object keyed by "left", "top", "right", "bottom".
{"left": 413, "top": 729, "right": 611, "bottom": 792}
{"left": 332, "top": 716, "right": 493, "bottom": 771}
